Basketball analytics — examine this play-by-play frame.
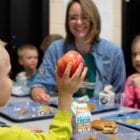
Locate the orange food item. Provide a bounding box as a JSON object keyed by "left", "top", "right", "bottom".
{"left": 57, "top": 50, "right": 85, "bottom": 77}
{"left": 87, "top": 102, "right": 97, "bottom": 110}
{"left": 91, "top": 120, "right": 118, "bottom": 134}
{"left": 83, "top": 136, "right": 97, "bottom": 140}
{"left": 19, "top": 108, "right": 26, "bottom": 116}
{"left": 108, "top": 137, "right": 119, "bottom": 140}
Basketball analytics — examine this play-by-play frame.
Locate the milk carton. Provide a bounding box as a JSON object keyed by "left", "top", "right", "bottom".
{"left": 99, "top": 85, "right": 115, "bottom": 106}
{"left": 71, "top": 102, "right": 92, "bottom": 134}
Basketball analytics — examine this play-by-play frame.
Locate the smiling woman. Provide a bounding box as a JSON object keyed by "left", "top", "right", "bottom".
{"left": 31, "top": 0, "right": 126, "bottom": 104}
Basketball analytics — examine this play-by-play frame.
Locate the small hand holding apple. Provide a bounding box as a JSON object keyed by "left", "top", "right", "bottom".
{"left": 56, "top": 50, "right": 87, "bottom": 111}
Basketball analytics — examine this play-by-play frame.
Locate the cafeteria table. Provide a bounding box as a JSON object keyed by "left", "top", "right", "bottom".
{"left": 0, "top": 96, "right": 139, "bottom": 133}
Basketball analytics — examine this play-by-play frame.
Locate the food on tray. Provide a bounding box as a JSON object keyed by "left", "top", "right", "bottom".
{"left": 104, "top": 85, "right": 114, "bottom": 94}
{"left": 125, "top": 118, "right": 140, "bottom": 124}
{"left": 91, "top": 119, "right": 118, "bottom": 134}
{"left": 116, "top": 118, "right": 123, "bottom": 123}
{"left": 83, "top": 136, "right": 97, "bottom": 140}
{"left": 38, "top": 106, "right": 52, "bottom": 113}
{"left": 87, "top": 102, "right": 97, "bottom": 110}
{"left": 19, "top": 108, "right": 27, "bottom": 116}
{"left": 108, "top": 137, "right": 119, "bottom": 140}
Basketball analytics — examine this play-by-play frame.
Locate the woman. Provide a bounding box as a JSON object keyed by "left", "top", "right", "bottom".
{"left": 31, "top": 0, "right": 126, "bottom": 104}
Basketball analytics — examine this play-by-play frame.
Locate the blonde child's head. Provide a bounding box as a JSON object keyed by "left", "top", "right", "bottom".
{"left": 0, "top": 41, "right": 13, "bottom": 106}
{"left": 17, "top": 44, "right": 38, "bottom": 71}
{"left": 0, "top": 40, "right": 7, "bottom": 48}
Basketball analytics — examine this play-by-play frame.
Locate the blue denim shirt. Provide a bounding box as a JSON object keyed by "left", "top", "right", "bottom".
{"left": 31, "top": 38, "right": 126, "bottom": 99}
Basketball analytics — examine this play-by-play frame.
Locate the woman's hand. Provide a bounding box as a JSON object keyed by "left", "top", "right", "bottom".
{"left": 31, "top": 87, "right": 50, "bottom": 105}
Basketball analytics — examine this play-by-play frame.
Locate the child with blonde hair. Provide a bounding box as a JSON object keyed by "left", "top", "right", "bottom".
{"left": 12, "top": 44, "right": 39, "bottom": 96}
{"left": 0, "top": 40, "right": 87, "bottom": 139}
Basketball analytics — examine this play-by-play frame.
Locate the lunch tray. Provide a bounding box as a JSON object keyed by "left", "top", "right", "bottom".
{"left": 50, "top": 97, "right": 120, "bottom": 114}
{"left": 0, "top": 101, "right": 56, "bottom": 122}
{"left": 88, "top": 99, "right": 120, "bottom": 114}
{"left": 71, "top": 125, "right": 140, "bottom": 140}
{"left": 102, "top": 111, "right": 140, "bottom": 131}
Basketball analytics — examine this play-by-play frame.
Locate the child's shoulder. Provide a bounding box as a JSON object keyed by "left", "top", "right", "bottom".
{"left": 16, "top": 71, "right": 26, "bottom": 79}
{"left": 129, "top": 73, "right": 140, "bottom": 79}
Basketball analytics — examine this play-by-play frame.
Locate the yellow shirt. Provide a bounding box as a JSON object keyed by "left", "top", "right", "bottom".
{"left": 0, "top": 110, "right": 72, "bottom": 140}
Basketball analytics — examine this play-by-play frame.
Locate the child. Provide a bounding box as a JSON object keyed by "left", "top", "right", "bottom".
{"left": 12, "top": 44, "right": 39, "bottom": 96}
{"left": 40, "top": 34, "right": 63, "bottom": 53}
{"left": 0, "top": 42, "right": 87, "bottom": 139}
{"left": 0, "top": 41, "right": 12, "bottom": 106}
{"left": 121, "top": 35, "right": 140, "bottom": 109}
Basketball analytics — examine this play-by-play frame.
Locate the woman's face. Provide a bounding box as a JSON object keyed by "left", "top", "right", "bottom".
{"left": 132, "top": 40, "right": 140, "bottom": 73}
{"left": 68, "top": 2, "right": 91, "bottom": 41}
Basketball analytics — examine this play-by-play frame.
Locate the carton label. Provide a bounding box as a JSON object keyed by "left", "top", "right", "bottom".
{"left": 99, "top": 92, "right": 115, "bottom": 106}
{"left": 71, "top": 102, "right": 92, "bottom": 134}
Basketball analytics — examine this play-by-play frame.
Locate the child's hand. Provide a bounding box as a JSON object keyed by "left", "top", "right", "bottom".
{"left": 25, "top": 127, "right": 43, "bottom": 133}
{"left": 55, "top": 63, "right": 87, "bottom": 96}
{"left": 131, "top": 73, "right": 140, "bottom": 87}
{"left": 55, "top": 63, "right": 87, "bottom": 111}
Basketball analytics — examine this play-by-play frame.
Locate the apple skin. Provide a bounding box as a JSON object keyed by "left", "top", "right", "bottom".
{"left": 57, "top": 50, "right": 85, "bottom": 77}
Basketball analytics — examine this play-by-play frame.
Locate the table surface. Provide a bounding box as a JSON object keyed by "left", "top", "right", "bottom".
{"left": 0, "top": 96, "right": 139, "bottom": 133}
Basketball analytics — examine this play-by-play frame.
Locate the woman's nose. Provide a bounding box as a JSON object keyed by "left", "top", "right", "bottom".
{"left": 77, "top": 18, "right": 83, "bottom": 24}
{"left": 135, "top": 54, "right": 140, "bottom": 61}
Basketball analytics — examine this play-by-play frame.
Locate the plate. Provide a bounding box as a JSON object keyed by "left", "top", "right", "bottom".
{"left": 89, "top": 99, "right": 120, "bottom": 114}
{"left": 102, "top": 111, "right": 140, "bottom": 130}
{"left": 0, "top": 101, "right": 56, "bottom": 122}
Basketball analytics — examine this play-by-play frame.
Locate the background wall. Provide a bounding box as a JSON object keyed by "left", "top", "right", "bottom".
{"left": 50, "top": 0, "right": 65, "bottom": 36}
{"left": 122, "top": 0, "right": 140, "bottom": 76}
{"left": 0, "top": 0, "right": 49, "bottom": 79}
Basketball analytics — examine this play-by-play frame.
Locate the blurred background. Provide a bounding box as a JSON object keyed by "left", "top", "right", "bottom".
{"left": 0, "top": 0, "right": 140, "bottom": 78}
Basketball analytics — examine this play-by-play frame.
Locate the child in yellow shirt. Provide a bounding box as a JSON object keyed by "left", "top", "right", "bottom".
{"left": 0, "top": 41, "right": 87, "bottom": 140}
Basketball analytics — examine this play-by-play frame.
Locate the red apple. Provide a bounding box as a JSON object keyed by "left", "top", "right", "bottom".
{"left": 57, "top": 50, "right": 85, "bottom": 77}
